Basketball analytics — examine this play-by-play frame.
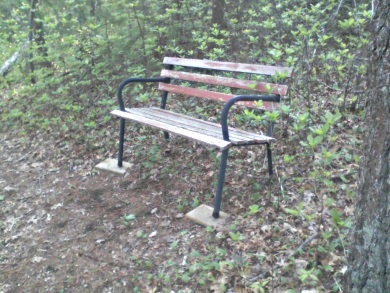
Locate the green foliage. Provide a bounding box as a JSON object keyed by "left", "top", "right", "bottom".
{"left": 123, "top": 213, "right": 136, "bottom": 225}
{"left": 0, "top": 0, "right": 370, "bottom": 291}
{"left": 248, "top": 204, "right": 260, "bottom": 214}
{"left": 228, "top": 231, "right": 245, "bottom": 241}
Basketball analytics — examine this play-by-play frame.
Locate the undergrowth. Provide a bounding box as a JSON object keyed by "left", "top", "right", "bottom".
{"left": 0, "top": 0, "right": 370, "bottom": 291}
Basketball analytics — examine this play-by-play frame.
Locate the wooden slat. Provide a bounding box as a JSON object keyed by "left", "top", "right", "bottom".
{"left": 146, "top": 108, "right": 273, "bottom": 144}
{"left": 111, "top": 109, "right": 231, "bottom": 150}
{"left": 163, "top": 57, "right": 293, "bottom": 77}
{"left": 133, "top": 108, "right": 269, "bottom": 144}
{"left": 158, "top": 83, "right": 278, "bottom": 111}
{"left": 145, "top": 109, "right": 255, "bottom": 143}
{"left": 134, "top": 108, "right": 235, "bottom": 141}
{"left": 123, "top": 107, "right": 274, "bottom": 145}
{"left": 161, "top": 69, "right": 289, "bottom": 96}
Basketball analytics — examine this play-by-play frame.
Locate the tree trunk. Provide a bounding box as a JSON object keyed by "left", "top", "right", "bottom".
{"left": 28, "top": 0, "right": 50, "bottom": 78}
{"left": 28, "top": 0, "right": 39, "bottom": 83}
{"left": 211, "top": 0, "right": 226, "bottom": 28}
{"left": 345, "top": 1, "right": 390, "bottom": 292}
{"left": 172, "top": 0, "right": 182, "bottom": 22}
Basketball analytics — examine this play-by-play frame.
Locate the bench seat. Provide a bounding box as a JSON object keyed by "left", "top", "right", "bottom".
{"left": 111, "top": 108, "right": 274, "bottom": 150}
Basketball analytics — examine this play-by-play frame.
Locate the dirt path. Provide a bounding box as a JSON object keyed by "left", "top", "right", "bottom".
{"left": 0, "top": 134, "right": 209, "bottom": 291}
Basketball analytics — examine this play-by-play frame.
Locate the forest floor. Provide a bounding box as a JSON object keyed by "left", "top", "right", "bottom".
{"left": 0, "top": 125, "right": 353, "bottom": 292}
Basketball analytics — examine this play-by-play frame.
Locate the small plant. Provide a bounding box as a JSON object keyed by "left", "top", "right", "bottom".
{"left": 170, "top": 240, "right": 179, "bottom": 250}
{"left": 123, "top": 214, "right": 136, "bottom": 225}
{"left": 299, "top": 268, "right": 319, "bottom": 285}
{"left": 191, "top": 197, "right": 200, "bottom": 207}
{"left": 229, "top": 231, "right": 245, "bottom": 241}
{"left": 251, "top": 278, "right": 271, "bottom": 293}
{"left": 136, "top": 230, "right": 147, "bottom": 238}
{"left": 249, "top": 204, "right": 261, "bottom": 215}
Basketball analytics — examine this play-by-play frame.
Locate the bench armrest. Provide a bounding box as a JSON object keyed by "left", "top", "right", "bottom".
{"left": 117, "top": 77, "right": 169, "bottom": 111}
{"left": 221, "top": 95, "right": 280, "bottom": 141}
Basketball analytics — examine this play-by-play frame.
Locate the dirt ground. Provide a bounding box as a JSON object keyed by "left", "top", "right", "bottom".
{"left": 0, "top": 132, "right": 207, "bottom": 291}
{"left": 0, "top": 129, "right": 277, "bottom": 292}
{"left": 1, "top": 127, "right": 349, "bottom": 292}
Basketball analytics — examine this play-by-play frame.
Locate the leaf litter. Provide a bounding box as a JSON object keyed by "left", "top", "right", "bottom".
{"left": 0, "top": 126, "right": 358, "bottom": 291}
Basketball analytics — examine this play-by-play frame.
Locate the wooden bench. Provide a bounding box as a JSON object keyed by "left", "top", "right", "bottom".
{"left": 111, "top": 57, "right": 293, "bottom": 218}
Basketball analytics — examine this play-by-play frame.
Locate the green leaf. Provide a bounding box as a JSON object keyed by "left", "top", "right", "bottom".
{"left": 229, "top": 231, "right": 244, "bottom": 241}
{"left": 331, "top": 208, "right": 342, "bottom": 226}
{"left": 285, "top": 208, "right": 300, "bottom": 216}
{"left": 248, "top": 83, "right": 257, "bottom": 90}
{"left": 124, "top": 214, "right": 136, "bottom": 221}
{"left": 249, "top": 204, "right": 260, "bottom": 214}
{"left": 307, "top": 135, "right": 323, "bottom": 147}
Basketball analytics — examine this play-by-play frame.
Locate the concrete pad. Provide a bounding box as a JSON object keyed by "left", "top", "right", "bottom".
{"left": 94, "top": 158, "right": 133, "bottom": 175}
{"left": 186, "top": 204, "right": 229, "bottom": 228}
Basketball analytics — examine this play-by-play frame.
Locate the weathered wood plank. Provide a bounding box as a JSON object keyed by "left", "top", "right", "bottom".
{"left": 161, "top": 69, "right": 289, "bottom": 96}
{"left": 133, "top": 108, "right": 227, "bottom": 138}
{"left": 163, "top": 57, "right": 293, "bottom": 77}
{"left": 158, "top": 83, "right": 278, "bottom": 111}
{"left": 134, "top": 108, "right": 224, "bottom": 138}
{"left": 123, "top": 108, "right": 274, "bottom": 145}
{"left": 111, "top": 109, "right": 231, "bottom": 150}
{"left": 146, "top": 108, "right": 273, "bottom": 143}
{"left": 134, "top": 108, "right": 258, "bottom": 144}
{"left": 159, "top": 82, "right": 234, "bottom": 102}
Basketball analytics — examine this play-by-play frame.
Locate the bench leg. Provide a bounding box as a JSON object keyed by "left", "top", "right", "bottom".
{"left": 266, "top": 143, "right": 273, "bottom": 176}
{"left": 212, "top": 149, "right": 229, "bottom": 218}
{"left": 118, "top": 118, "right": 125, "bottom": 167}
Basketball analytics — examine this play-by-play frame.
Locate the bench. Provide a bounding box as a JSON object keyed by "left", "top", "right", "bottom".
{"left": 111, "top": 57, "right": 293, "bottom": 218}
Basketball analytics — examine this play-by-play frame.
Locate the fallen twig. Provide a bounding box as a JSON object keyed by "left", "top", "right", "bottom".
{"left": 286, "top": 232, "right": 319, "bottom": 259}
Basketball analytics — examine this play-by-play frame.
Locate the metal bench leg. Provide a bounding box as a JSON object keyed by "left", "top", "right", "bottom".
{"left": 266, "top": 143, "right": 273, "bottom": 176}
{"left": 212, "top": 149, "right": 229, "bottom": 218}
{"left": 118, "top": 118, "right": 125, "bottom": 167}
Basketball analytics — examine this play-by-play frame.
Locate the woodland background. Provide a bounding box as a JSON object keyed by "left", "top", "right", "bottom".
{"left": 0, "top": 0, "right": 374, "bottom": 292}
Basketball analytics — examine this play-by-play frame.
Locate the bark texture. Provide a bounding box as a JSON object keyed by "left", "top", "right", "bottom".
{"left": 211, "top": 0, "right": 226, "bottom": 28}
{"left": 346, "top": 1, "right": 390, "bottom": 292}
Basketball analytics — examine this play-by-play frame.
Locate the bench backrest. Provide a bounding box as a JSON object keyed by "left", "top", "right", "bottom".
{"left": 159, "top": 57, "right": 293, "bottom": 111}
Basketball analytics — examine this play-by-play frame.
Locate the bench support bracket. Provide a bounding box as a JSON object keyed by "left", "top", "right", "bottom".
{"left": 266, "top": 143, "right": 273, "bottom": 176}
{"left": 213, "top": 149, "right": 229, "bottom": 218}
{"left": 118, "top": 118, "right": 126, "bottom": 167}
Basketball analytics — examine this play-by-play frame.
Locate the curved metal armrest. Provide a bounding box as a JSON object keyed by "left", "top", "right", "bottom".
{"left": 221, "top": 95, "right": 281, "bottom": 141}
{"left": 117, "top": 77, "right": 169, "bottom": 111}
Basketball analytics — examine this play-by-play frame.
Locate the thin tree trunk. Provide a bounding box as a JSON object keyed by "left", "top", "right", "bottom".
{"left": 132, "top": 3, "right": 147, "bottom": 68}
{"left": 345, "top": 1, "right": 390, "bottom": 292}
{"left": 172, "top": 0, "right": 182, "bottom": 22}
{"left": 211, "top": 0, "right": 226, "bottom": 28}
{"left": 28, "top": 0, "right": 50, "bottom": 79}
{"left": 29, "top": 0, "right": 39, "bottom": 83}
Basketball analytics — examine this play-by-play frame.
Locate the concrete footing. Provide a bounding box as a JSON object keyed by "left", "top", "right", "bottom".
{"left": 186, "top": 204, "right": 229, "bottom": 228}
{"left": 94, "top": 158, "right": 132, "bottom": 175}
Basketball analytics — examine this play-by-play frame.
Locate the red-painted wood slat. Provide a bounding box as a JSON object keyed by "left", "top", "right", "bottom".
{"left": 161, "top": 69, "right": 289, "bottom": 96}
{"left": 158, "top": 83, "right": 278, "bottom": 110}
